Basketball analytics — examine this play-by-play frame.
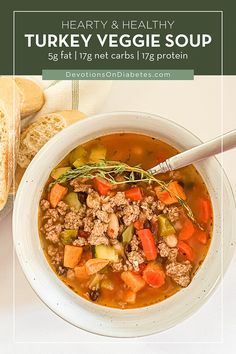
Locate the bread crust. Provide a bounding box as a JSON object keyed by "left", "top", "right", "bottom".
{"left": 0, "top": 77, "right": 21, "bottom": 210}
{"left": 14, "top": 77, "right": 45, "bottom": 118}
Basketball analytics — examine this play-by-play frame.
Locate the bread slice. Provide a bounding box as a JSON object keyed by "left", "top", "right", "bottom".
{"left": 0, "top": 77, "right": 21, "bottom": 211}
{"left": 17, "top": 113, "right": 66, "bottom": 168}
{"left": 17, "top": 110, "right": 86, "bottom": 169}
{"left": 14, "top": 77, "right": 45, "bottom": 119}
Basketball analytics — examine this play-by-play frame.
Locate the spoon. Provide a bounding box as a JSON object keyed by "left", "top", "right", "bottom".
{"left": 148, "top": 130, "right": 236, "bottom": 175}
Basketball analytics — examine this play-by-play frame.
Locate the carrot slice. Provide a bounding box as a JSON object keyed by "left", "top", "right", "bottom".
{"left": 155, "top": 181, "right": 186, "bottom": 205}
{"left": 63, "top": 245, "right": 83, "bottom": 268}
{"left": 196, "top": 230, "right": 209, "bottom": 245}
{"left": 177, "top": 241, "right": 194, "bottom": 261}
{"left": 198, "top": 198, "right": 212, "bottom": 223}
{"left": 49, "top": 183, "right": 68, "bottom": 208}
{"left": 85, "top": 258, "right": 109, "bottom": 275}
{"left": 142, "top": 263, "right": 166, "bottom": 288}
{"left": 137, "top": 229, "right": 157, "bottom": 261}
{"left": 94, "top": 177, "right": 111, "bottom": 195}
{"left": 178, "top": 219, "right": 195, "bottom": 240}
{"left": 121, "top": 271, "right": 146, "bottom": 293}
{"left": 125, "top": 187, "right": 143, "bottom": 201}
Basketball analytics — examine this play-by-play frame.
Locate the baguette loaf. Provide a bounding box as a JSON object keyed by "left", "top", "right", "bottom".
{"left": 0, "top": 77, "right": 21, "bottom": 210}
{"left": 14, "top": 77, "right": 45, "bottom": 119}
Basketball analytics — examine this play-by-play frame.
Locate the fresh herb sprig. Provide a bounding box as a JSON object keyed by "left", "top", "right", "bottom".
{"left": 50, "top": 160, "right": 200, "bottom": 227}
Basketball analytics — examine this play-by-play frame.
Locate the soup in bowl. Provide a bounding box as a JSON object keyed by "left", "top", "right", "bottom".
{"left": 13, "top": 112, "right": 236, "bottom": 337}
{"left": 39, "top": 133, "right": 212, "bottom": 309}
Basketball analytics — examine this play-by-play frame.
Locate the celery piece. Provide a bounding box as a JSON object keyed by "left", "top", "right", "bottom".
{"left": 51, "top": 167, "right": 71, "bottom": 180}
{"left": 122, "top": 223, "right": 134, "bottom": 243}
{"left": 69, "top": 146, "right": 87, "bottom": 165}
{"left": 64, "top": 192, "right": 81, "bottom": 210}
{"left": 157, "top": 214, "right": 175, "bottom": 237}
{"left": 89, "top": 144, "right": 107, "bottom": 162}
{"left": 88, "top": 273, "right": 104, "bottom": 290}
{"left": 60, "top": 229, "right": 77, "bottom": 245}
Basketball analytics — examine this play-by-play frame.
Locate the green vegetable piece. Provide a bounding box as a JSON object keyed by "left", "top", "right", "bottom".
{"left": 69, "top": 146, "right": 87, "bottom": 165}
{"left": 157, "top": 214, "right": 175, "bottom": 237}
{"left": 95, "top": 245, "right": 119, "bottom": 262}
{"left": 73, "top": 156, "right": 87, "bottom": 168}
{"left": 89, "top": 144, "right": 107, "bottom": 162}
{"left": 89, "top": 273, "right": 104, "bottom": 290}
{"left": 64, "top": 192, "right": 81, "bottom": 210}
{"left": 122, "top": 223, "right": 134, "bottom": 243}
{"left": 60, "top": 229, "right": 77, "bottom": 245}
{"left": 51, "top": 167, "right": 71, "bottom": 180}
{"left": 101, "top": 278, "right": 114, "bottom": 291}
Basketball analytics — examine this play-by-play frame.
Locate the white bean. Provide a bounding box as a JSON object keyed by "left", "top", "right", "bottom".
{"left": 107, "top": 213, "right": 119, "bottom": 239}
{"left": 165, "top": 234, "right": 178, "bottom": 248}
{"left": 86, "top": 193, "right": 100, "bottom": 209}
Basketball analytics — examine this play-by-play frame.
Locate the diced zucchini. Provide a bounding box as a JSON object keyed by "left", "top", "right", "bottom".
{"left": 94, "top": 245, "right": 119, "bottom": 262}
{"left": 122, "top": 224, "right": 134, "bottom": 243}
{"left": 64, "top": 192, "right": 81, "bottom": 210}
{"left": 51, "top": 167, "right": 71, "bottom": 180}
{"left": 69, "top": 146, "right": 87, "bottom": 165}
{"left": 157, "top": 214, "right": 175, "bottom": 237}
{"left": 60, "top": 229, "right": 77, "bottom": 245}
{"left": 73, "top": 156, "right": 87, "bottom": 168}
{"left": 89, "top": 144, "right": 107, "bottom": 162}
{"left": 101, "top": 277, "right": 114, "bottom": 290}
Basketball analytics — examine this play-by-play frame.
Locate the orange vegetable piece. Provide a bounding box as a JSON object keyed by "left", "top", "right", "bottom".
{"left": 74, "top": 265, "right": 90, "bottom": 280}
{"left": 94, "top": 177, "right": 111, "bottom": 195}
{"left": 177, "top": 240, "right": 194, "bottom": 261}
{"left": 85, "top": 258, "right": 109, "bottom": 275}
{"left": 124, "top": 289, "right": 136, "bottom": 304}
{"left": 63, "top": 245, "right": 83, "bottom": 268}
{"left": 49, "top": 183, "right": 68, "bottom": 208}
{"left": 125, "top": 187, "right": 143, "bottom": 201}
{"left": 137, "top": 229, "right": 157, "bottom": 261}
{"left": 134, "top": 220, "right": 144, "bottom": 231}
{"left": 198, "top": 198, "right": 212, "bottom": 223}
{"left": 155, "top": 181, "right": 186, "bottom": 205}
{"left": 178, "top": 219, "right": 195, "bottom": 240}
{"left": 196, "top": 230, "right": 209, "bottom": 245}
{"left": 142, "top": 263, "right": 166, "bottom": 288}
{"left": 121, "top": 271, "right": 146, "bottom": 293}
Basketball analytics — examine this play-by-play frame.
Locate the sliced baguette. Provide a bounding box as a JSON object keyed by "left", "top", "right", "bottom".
{"left": 0, "top": 77, "right": 21, "bottom": 211}
{"left": 17, "top": 110, "right": 86, "bottom": 169}
{"left": 14, "top": 77, "right": 45, "bottom": 119}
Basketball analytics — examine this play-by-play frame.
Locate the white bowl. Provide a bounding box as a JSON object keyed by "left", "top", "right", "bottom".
{"left": 13, "top": 112, "right": 236, "bottom": 337}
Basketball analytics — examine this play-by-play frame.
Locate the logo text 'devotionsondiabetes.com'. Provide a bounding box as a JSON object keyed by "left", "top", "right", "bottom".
{"left": 42, "top": 69, "right": 194, "bottom": 80}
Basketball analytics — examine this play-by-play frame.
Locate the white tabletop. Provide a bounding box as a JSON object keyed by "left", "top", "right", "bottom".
{"left": 1, "top": 77, "right": 236, "bottom": 354}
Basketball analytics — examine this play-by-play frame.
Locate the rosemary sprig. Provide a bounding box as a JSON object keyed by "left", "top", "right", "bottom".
{"left": 50, "top": 160, "right": 200, "bottom": 227}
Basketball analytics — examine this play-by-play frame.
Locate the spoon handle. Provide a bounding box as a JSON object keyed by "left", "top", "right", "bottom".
{"left": 148, "top": 130, "right": 236, "bottom": 175}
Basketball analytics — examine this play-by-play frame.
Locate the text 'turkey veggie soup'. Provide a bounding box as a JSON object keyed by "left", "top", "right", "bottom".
{"left": 39, "top": 133, "right": 213, "bottom": 309}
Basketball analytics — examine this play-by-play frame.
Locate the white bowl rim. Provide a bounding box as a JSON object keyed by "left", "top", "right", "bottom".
{"left": 13, "top": 110, "right": 236, "bottom": 338}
